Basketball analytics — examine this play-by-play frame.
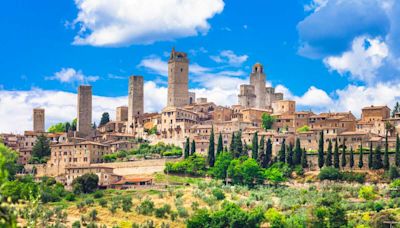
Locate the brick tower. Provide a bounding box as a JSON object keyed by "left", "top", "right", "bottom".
{"left": 33, "top": 108, "right": 45, "bottom": 132}
{"left": 250, "top": 63, "right": 267, "bottom": 109}
{"left": 167, "top": 48, "right": 189, "bottom": 107}
{"left": 77, "top": 85, "right": 92, "bottom": 136}
{"left": 127, "top": 76, "right": 144, "bottom": 134}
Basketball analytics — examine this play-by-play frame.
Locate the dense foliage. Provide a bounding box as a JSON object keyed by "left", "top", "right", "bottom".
{"left": 30, "top": 134, "right": 51, "bottom": 164}
{"left": 72, "top": 173, "right": 99, "bottom": 194}
{"left": 165, "top": 154, "right": 207, "bottom": 176}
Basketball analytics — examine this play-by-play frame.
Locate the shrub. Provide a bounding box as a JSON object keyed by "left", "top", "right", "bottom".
{"left": 191, "top": 201, "right": 200, "bottom": 211}
{"left": 390, "top": 179, "right": 400, "bottom": 198}
{"left": 318, "top": 167, "right": 341, "bottom": 181}
{"left": 155, "top": 204, "right": 171, "bottom": 218}
{"left": 122, "top": 196, "right": 133, "bottom": 212}
{"left": 265, "top": 208, "right": 286, "bottom": 227}
{"left": 164, "top": 154, "right": 207, "bottom": 176}
{"left": 72, "top": 221, "right": 81, "bottom": 228}
{"left": 211, "top": 188, "right": 225, "bottom": 200}
{"left": 389, "top": 166, "right": 400, "bottom": 180}
{"left": 89, "top": 209, "right": 97, "bottom": 221}
{"left": 84, "top": 198, "right": 95, "bottom": 206}
{"left": 98, "top": 199, "right": 107, "bottom": 208}
{"left": 92, "top": 190, "right": 104, "bottom": 199}
{"left": 72, "top": 173, "right": 99, "bottom": 194}
{"left": 358, "top": 186, "right": 376, "bottom": 200}
{"left": 65, "top": 193, "right": 76, "bottom": 201}
{"left": 294, "top": 165, "right": 304, "bottom": 176}
{"left": 177, "top": 206, "right": 189, "bottom": 218}
{"left": 341, "top": 172, "right": 366, "bottom": 183}
{"left": 136, "top": 199, "right": 154, "bottom": 215}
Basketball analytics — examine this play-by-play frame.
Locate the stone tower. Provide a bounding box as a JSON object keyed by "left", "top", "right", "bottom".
{"left": 238, "top": 85, "right": 256, "bottom": 108}
{"left": 250, "top": 63, "right": 266, "bottom": 109}
{"left": 116, "top": 106, "right": 128, "bottom": 122}
{"left": 77, "top": 85, "right": 92, "bottom": 136}
{"left": 127, "top": 76, "right": 144, "bottom": 134}
{"left": 167, "top": 48, "right": 189, "bottom": 107}
{"left": 33, "top": 108, "right": 45, "bottom": 132}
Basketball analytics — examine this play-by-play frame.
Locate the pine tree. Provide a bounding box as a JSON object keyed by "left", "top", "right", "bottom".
{"left": 341, "top": 141, "right": 347, "bottom": 169}
{"left": 191, "top": 139, "right": 196, "bottom": 155}
{"left": 358, "top": 144, "right": 364, "bottom": 169}
{"left": 184, "top": 137, "right": 190, "bottom": 159}
{"left": 368, "top": 142, "right": 373, "bottom": 169}
{"left": 396, "top": 134, "right": 400, "bottom": 167}
{"left": 349, "top": 147, "right": 354, "bottom": 170}
{"left": 384, "top": 134, "right": 390, "bottom": 170}
{"left": 32, "top": 134, "right": 51, "bottom": 159}
{"left": 252, "top": 132, "right": 259, "bottom": 160}
{"left": 265, "top": 138, "right": 272, "bottom": 168}
{"left": 301, "top": 148, "right": 308, "bottom": 168}
{"left": 334, "top": 139, "right": 340, "bottom": 168}
{"left": 287, "top": 144, "right": 294, "bottom": 167}
{"left": 294, "top": 138, "right": 302, "bottom": 165}
{"left": 207, "top": 126, "right": 215, "bottom": 167}
{"left": 217, "top": 133, "right": 223, "bottom": 156}
{"left": 373, "top": 145, "right": 383, "bottom": 170}
{"left": 230, "top": 132, "right": 235, "bottom": 154}
{"left": 318, "top": 131, "right": 325, "bottom": 168}
{"left": 278, "top": 139, "right": 286, "bottom": 163}
{"left": 326, "top": 139, "right": 333, "bottom": 167}
{"left": 258, "top": 136, "right": 265, "bottom": 165}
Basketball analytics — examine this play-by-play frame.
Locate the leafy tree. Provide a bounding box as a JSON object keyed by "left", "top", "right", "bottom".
{"left": 333, "top": 140, "right": 340, "bottom": 169}
{"left": 373, "top": 145, "right": 383, "bottom": 170}
{"left": 301, "top": 148, "right": 308, "bottom": 168}
{"left": 0, "top": 148, "right": 17, "bottom": 227}
{"left": 392, "top": 101, "right": 400, "bottom": 117}
{"left": 294, "top": 138, "right": 302, "bottom": 165}
{"left": 31, "top": 134, "right": 51, "bottom": 162}
{"left": 65, "top": 122, "right": 71, "bottom": 132}
{"left": 165, "top": 155, "right": 207, "bottom": 176}
{"left": 358, "top": 144, "right": 364, "bottom": 169}
{"left": 227, "top": 158, "right": 265, "bottom": 187}
{"left": 72, "top": 173, "right": 99, "bottom": 194}
{"left": 349, "top": 147, "right": 354, "bottom": 170}
{"left": 318, "top": 131, "right": 324, "bottom": 169}
{"left": 99, "top": 112, "right": 110, "bottom": 126}
{"left": 368, "top": 142, "right": 373, "bottom": 169}
{"left": 191, "top": 139, "right": 196, "bottom": 155}
{"left": 384, "top": 133, "right": 390, "bottom": 170}
{"left": 265, "top": 138, "right": 273, "bottom": 168}
{"left": 264, "top": 167, "right": 286, "bottom": 186}
{"left": 229, "top": 132, "right": 235, "bottom": 153}
{"left": 207, "top": 126, "right": 215, "bottom": 167}
{"left": 216, "top": 133, "right": 223, "bottom": 156}
{"left": 326, "top": 140, "right": 332, "bottom": 167}
{"left": 396, "top": 134, "right": 400, "bottom": 167}
{"left": 122, "top": 196, "right": 133, "bottom": 212}
{"left": 0, "top": 144, "right": 20, "bottom": 180}
{"left": 297, "top": 125, "right": 310, "bottom": 133}
{"left": 48, "top": 123, "right": 65, "bottom": 133}
{"left": 261, "top": 113, "right": 276, "bottom": 130}
{"left": 286, "top": 144, "right": 293, "bottom": 167}
{"left": 210, "top": 152, "right": 233, "bottom": 180}
{"left": 184, "top": 138, "right": 190, "bottom": 159}
{"left": 251, "top": 132, "right": 258, "bottom": 160}
{"left": 341, "top": 141, "right": 347, "bottom": 169}
{"left": 278, "top": 139, "right": 286, "bottom": 163}
{"left": 257, "top": 136, "right": 265, "bottom": 165}
{"left": 71, "top": 118, "right": 77, "bottom": 131}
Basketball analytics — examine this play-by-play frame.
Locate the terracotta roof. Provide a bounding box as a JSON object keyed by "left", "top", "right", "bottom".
{"left": 362, "top": 105, "right": 389, "bottom": 110}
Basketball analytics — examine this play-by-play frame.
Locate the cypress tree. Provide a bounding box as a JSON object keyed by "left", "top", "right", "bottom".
{"left": 252, "top": 132, "right": 259, "bottom": 160}
{"left": 294, "top": 138, "right": 302, "bottom": 165}
{"left": 191, "top": 139, "right": 196, "bottom": 155}
{"left": 224, "top": 146, "right": 228, "bottom": 152}
{"left": 349, "top": 147, "right": 354, "bottom": 170}
{"left": 278, "top": 138, "right": 286, "bottom": 163}
{"left": 286, "top": 144, "right": 294, "bottom": 167}
{"left": 341, "top": 141, "right": 347, "bottom": 169}
{"left": 358, "top": 144, "right": 364, "bottom": 169}
{"left": 301, "top": 148, "right": 308, "bottom": 168}
{"left": 334, "top": 139, "right": 340, "bottom": 169}
{"left": 318, "top": 131, "right": 325, "bottom": 168}
{"left": 184, "top": 137, "right": 190, "bottom": 159}
{"left": 243, "top": 141, "right": 248, "bottom": 157}
{"left": 265, "top": 138, "right": 272, "bottom": 167}
{"left": 373, "top": 145, "right": 383, "bottom": 170}
{"left": 230, "top": 132, "right": 235, "bottom": 154}
{"left": 326, "top": 139, "right": 333, "bottom": 167}
{"left": 258, "top": 136, "right": 265, "bottom": 165}
{"left": 216, "top": 132, "right": 223, "bottom": 156}
{"left": 207, "top": 126, "right": 215, "bottom": 167}
{"left": 396, "top": 134, "right": 400, "bottom": 167}
{"left": 368, "top": 142, "right": 373, "bottom": 169}
{"left": 235, "top": 131, "right": 243, "bottom": 158}
{"left": 384, "top": 134, "right": 390, "bottom": 170}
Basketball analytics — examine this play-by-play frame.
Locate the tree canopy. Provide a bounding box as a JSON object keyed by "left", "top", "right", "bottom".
{"left": 261, "top": 113, "right": 276, "bottom": 130}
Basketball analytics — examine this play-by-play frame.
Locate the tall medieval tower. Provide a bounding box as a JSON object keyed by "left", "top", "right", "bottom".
{"left": 127, "top": 76, "right": 144, "bottom": 134}
{"left": 250, "top": 63, "right": 266, "bottom": 109}
{"left": 33, "top": 108, "right": 45, "bottom": 132}
{"left": 167, "top": 48, "right": 189, "bottom": 107}
{"left": 77, "top": 85, "right": 92, "bottom": 136}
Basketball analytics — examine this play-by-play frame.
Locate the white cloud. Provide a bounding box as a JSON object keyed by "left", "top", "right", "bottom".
{"left": 304, "top": 0, "right": 328, "bottom": 12}
{"left": 46, "top": 68, "right": 99, "bottom": 84}
{"left": 324, "top": 36, "right": 389, "bottom": 83}
{"left": 210, "top": 50, "right": 248, "bottom": 66}
{"left": 0, "top": 81, "right": 168, "bottom": 133}
{"left": 72, "top": 0, "right": 224, "bottom": 46}
{"left": 138, "top": 57, "right": 168, "bottom": 77}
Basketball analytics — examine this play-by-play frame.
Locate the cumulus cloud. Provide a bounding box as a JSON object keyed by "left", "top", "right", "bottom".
{"left": 324, "top": 36, "right": 389, "bottom": 83}
{"left": 0, "top": 81, "right": 167, "bottom": 133}
{"left": 304, "top": 0, "right": 328, "bottom": 12}
{"left": 72, "top": 0, "right": 224, "bottom": 47}
{"left": 138, "top": 57, "right": 168, "bottom": 77}
{"left": 46, "top": 68, "right": 99, "bottom": 84}
{"left": 210, "top": 50, "right": 248, "bottom": 66}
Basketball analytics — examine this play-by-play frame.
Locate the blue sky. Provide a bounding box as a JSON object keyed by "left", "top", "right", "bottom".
{"left": 1, "top": 0, "right": 400, "bottom": 133}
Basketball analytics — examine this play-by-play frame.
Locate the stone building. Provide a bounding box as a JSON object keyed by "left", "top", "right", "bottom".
{"left": 127, "top": 76, "right": 144, "bottom": 134}
{"left": 116, "top": 106, "right": 128, "bottom": 122}
{"left": 65, "top": 166, "right": 121, "bottom": 188}
{"left": 33, "top": 108, "right": 45, "bottom": 132}
{"left": 272, "top": 100, "right": 296, "bottom": 115}
{"left": 361, "top": 105, "right": 390, "bottom": 123}
{"left": 238, "top": 85, "right": 256, "bottom": 108}
{"left": 77, "top": 85, "right": 92, "bottom": 136}
{"left": 266, "top": 87, "right": 283, "bottom": 109}
{"left": 167, "top": 48, "right": 189, "bottom": 107}
{"left": 250, "top": 63, "right": 267, "bottom": 109}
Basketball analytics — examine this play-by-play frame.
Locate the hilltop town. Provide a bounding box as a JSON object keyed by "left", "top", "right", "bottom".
{"left": 1, "top": 48, "right": 400, "bottom": 188}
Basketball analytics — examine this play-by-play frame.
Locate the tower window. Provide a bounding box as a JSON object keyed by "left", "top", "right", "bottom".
{"left": 180, "top": 68, "right": 183, "bottom": 72}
